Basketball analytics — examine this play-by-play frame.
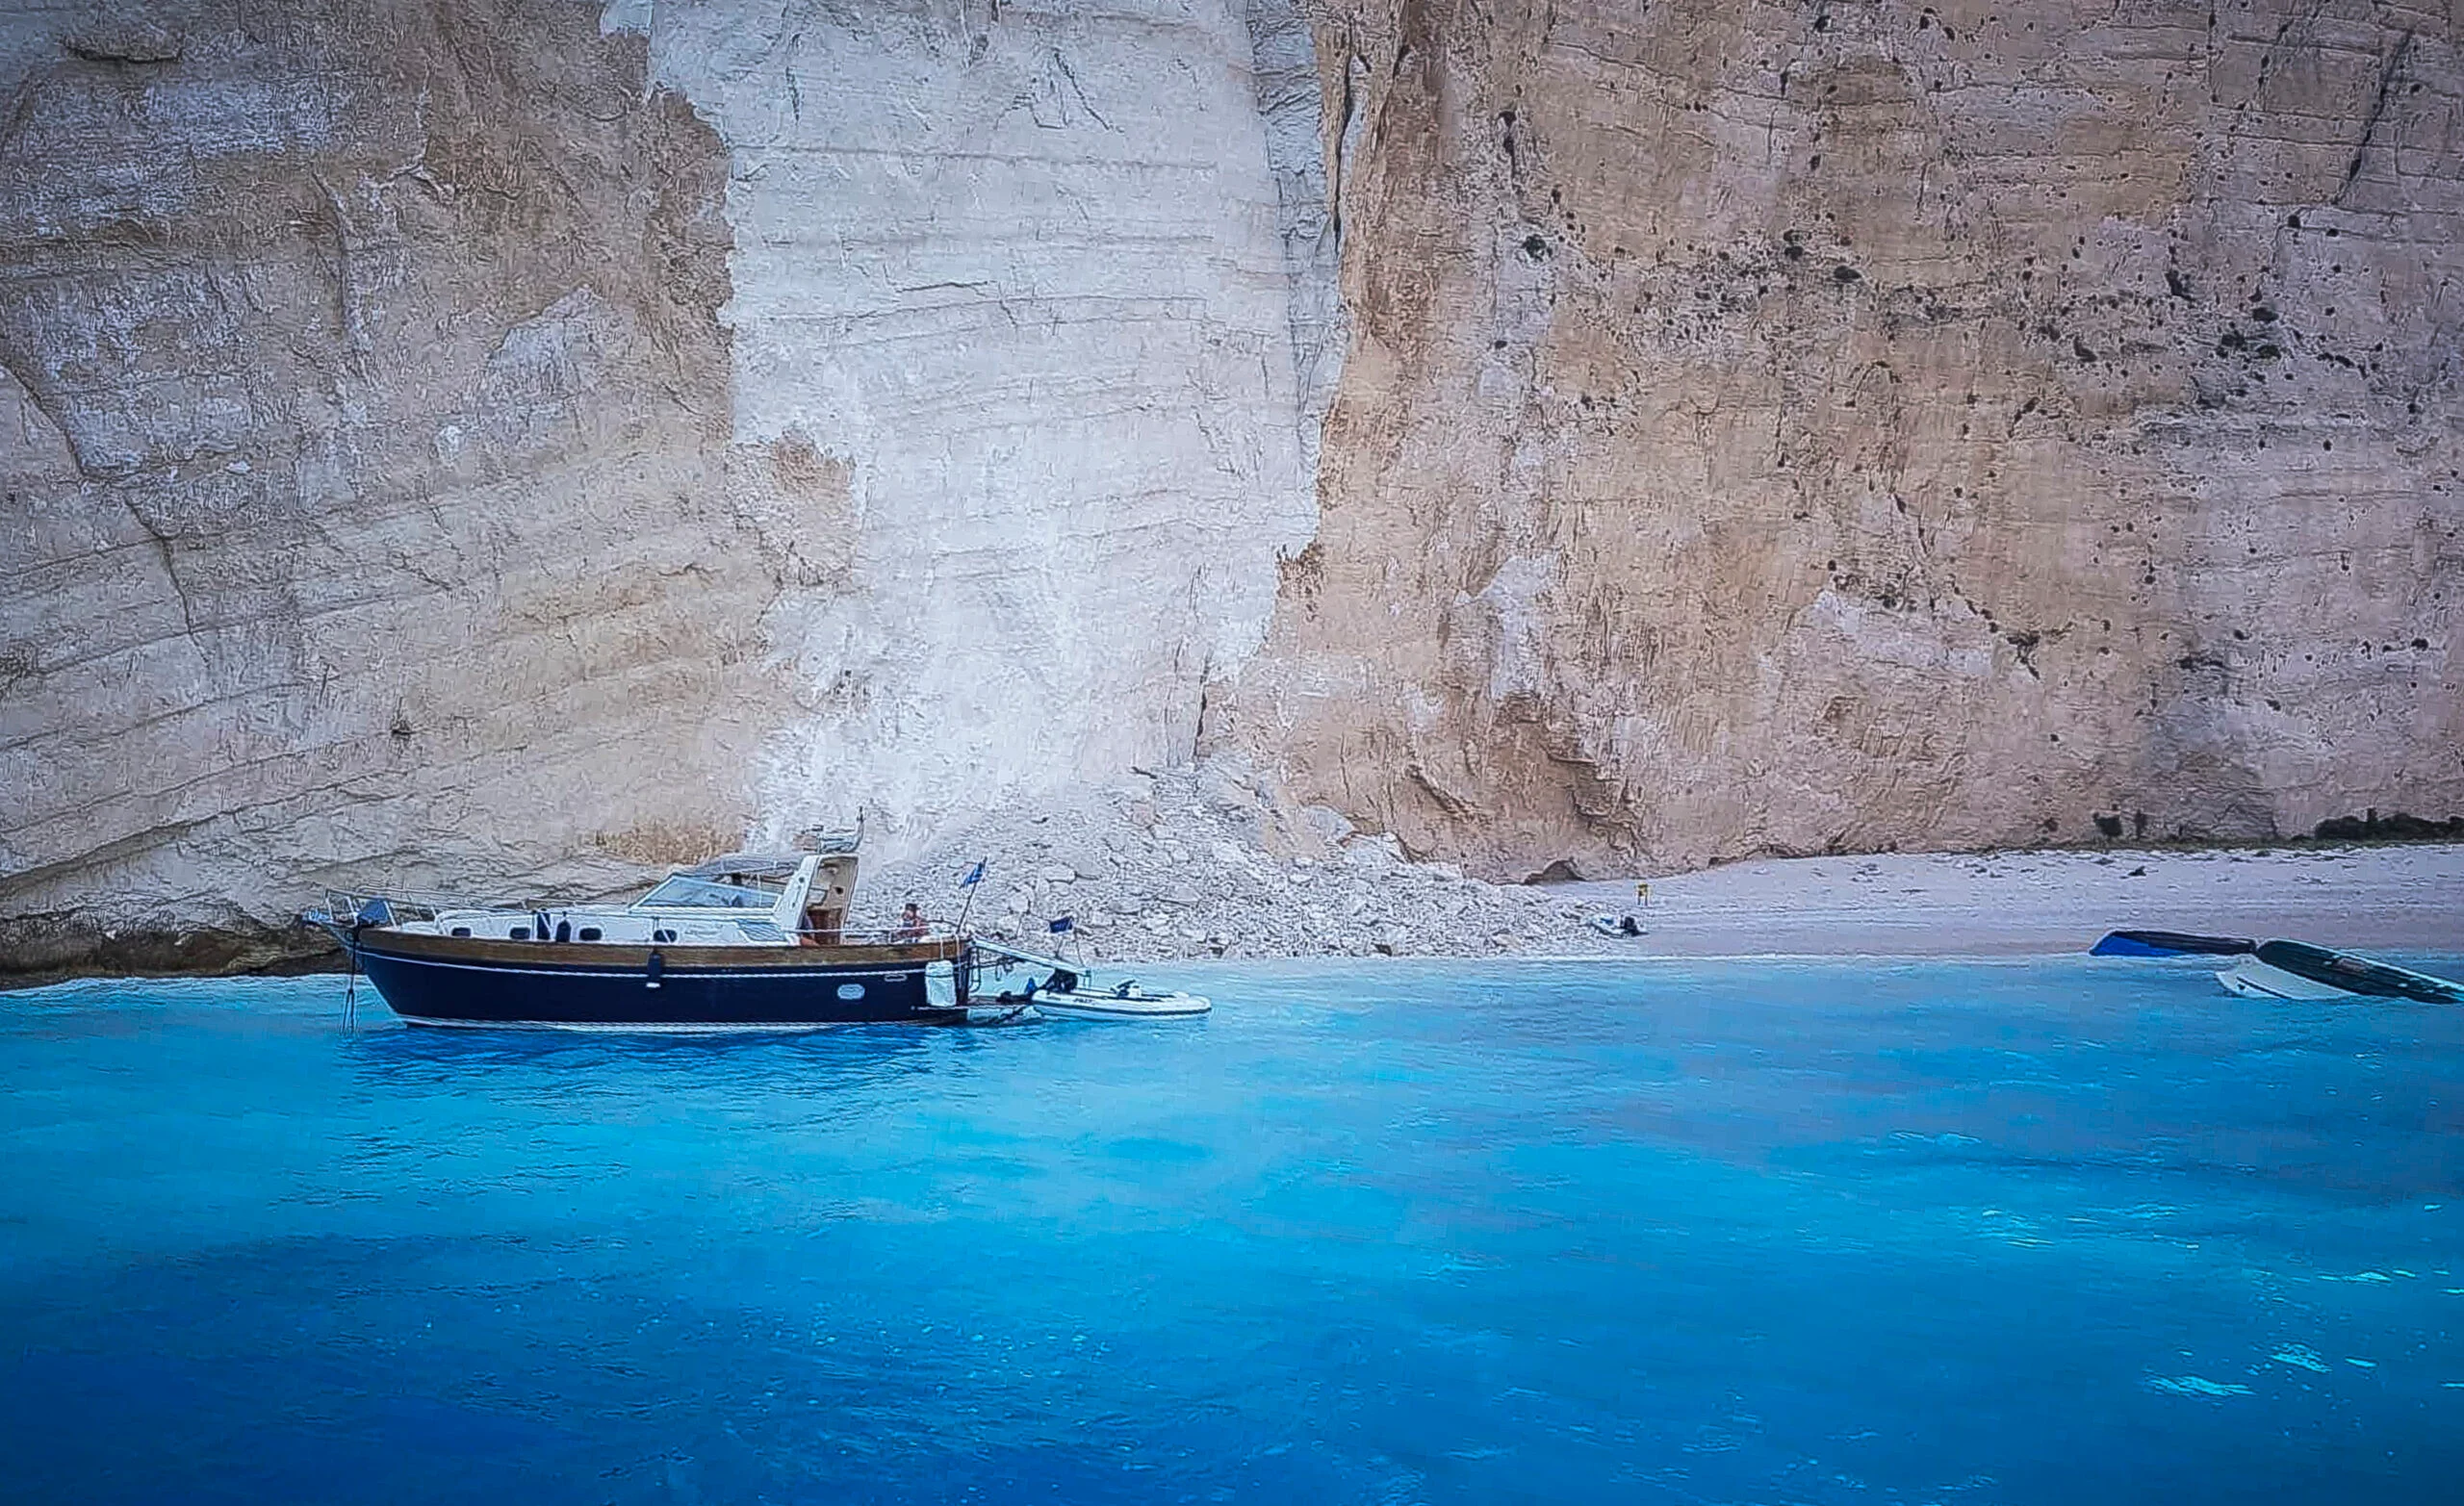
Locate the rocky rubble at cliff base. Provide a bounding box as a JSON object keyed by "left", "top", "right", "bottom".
{"left": 859, "top": 757, "right": 2464, "bottom": 966}
{"left": 859, "top": 755, "right": 1647, "bottom": 962}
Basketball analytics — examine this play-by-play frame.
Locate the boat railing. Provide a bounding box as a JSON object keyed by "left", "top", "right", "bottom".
{"left": 791, "top": 925, "right": 968, "bottom": 950}
{"left": 307, "top": 890, "right": 971, "bottom": 953}
{"left": 312, "top": 887, "right": 456, "bottom": 929}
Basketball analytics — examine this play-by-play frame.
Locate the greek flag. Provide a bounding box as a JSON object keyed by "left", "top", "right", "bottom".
{"left": 959, "top": 860, "right": 986, "bottom": 887}
{"left": 1048, "top": 916, "right": 1074, "bottom": 934}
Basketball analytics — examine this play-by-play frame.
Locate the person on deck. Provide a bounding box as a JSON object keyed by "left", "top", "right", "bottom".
{"left": 894, "top": 902, "right": 928, "bottom": 941}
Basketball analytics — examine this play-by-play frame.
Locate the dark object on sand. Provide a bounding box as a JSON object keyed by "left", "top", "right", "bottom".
{"left": 2090, "top": 930, "right": 2257, "bottom": 957}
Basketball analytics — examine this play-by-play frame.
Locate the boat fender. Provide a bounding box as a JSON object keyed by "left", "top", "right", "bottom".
{"left": 646, "top": 949, "right": 665, "bottom": 990}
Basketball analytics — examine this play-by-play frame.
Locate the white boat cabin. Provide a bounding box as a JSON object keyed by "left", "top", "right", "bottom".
{"left": 389, "top": 849, "right": 874, "bottom": 949}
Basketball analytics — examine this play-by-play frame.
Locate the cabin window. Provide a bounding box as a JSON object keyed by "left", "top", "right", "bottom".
{"left": 450, "top": 927, "right": 472, "bottom": 938}
{"left": 836, "top": 983, "right": 865, "bottom": 1001}
{"left": 510, "top": 927, "right": 530, "bottom": 940}
{"left": 578, "top": 927, "right": 603, "bottom": 941}
{"left": 637, "top": 876, "right": 775, "bottom": 909}
{"left": 653, "top": 928, "right": 677, "bottom": 944}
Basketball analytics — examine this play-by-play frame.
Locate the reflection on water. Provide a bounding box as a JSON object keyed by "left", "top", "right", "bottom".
{"left": 345, "top": 1012, "right": 956, "bottom": 1094}
{"left": 3, "top": 957, "right": 2460, "bottom": 1505}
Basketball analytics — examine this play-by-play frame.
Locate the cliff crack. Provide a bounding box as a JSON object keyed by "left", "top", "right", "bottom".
{"left": 313, "top": 171, "right": 372, "bottom": 369}
{"left": 2336, "top": 30, "right": 2414, "bottom": 205}
{"left": 118, "top": 497, "right": 202, "bottom": 641}
{"left": 1051, "top": 49, "right": 1115, "bottom": 132}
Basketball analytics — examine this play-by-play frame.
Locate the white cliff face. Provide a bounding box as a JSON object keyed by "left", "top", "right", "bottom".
{"left": 0, "top": 0, "right": 1331, "bottom": 972}
{"left": 612, "top": 0, "right": 1320, "bottom": 856}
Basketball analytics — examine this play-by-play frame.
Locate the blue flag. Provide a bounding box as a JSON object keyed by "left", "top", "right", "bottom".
{"left": 960, "top": 860, "right": 985, "bottom": 887}
{"left": 1048, "top": 916, "right": 1073, "bottom": 934}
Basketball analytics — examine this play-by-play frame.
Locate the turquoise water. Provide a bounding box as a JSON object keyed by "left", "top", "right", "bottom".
{"left": 3, "top": 957, "right": 2461, "bottom": 1504}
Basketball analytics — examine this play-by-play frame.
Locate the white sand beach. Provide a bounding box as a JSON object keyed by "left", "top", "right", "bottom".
{"left": 1548, "top": 845, "right": 2464, "bottom": 957}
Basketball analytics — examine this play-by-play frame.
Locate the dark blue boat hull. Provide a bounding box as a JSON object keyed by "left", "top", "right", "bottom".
{"left": 2090, "top": 930, "right": 2257, "bottom": 957}
{"left": 351, "top": 943, "right": 968, "bottom": 1029}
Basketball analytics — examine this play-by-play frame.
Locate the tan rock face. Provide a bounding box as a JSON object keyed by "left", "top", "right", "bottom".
{"left": 1220, "top": 0, "right": 2464, "bottom": 878}
{"left": 0, "top": 0, "right": 764, "bottom": 970}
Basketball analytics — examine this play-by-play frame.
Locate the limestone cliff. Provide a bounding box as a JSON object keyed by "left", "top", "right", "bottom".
{"left": 1, "top": 0, "right": 761, "bottom": 973}
{"left": 0, "top": 0, "right": 1320, "bottom": 975}
{"left": 618, "top": 0, "right": 1317, "bottom": 855}
{"left": 1223, "top": 0, "right": 2464, "bottom": 878}
{"left": 4, "top": 0, "right": 2460, "bottom": 976}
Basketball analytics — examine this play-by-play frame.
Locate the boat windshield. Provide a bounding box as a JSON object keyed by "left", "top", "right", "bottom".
{"left": 634, "top": 876, "right": 777, "bottom": 909}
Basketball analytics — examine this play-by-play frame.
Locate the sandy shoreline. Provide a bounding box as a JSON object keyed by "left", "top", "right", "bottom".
{"left": 13, "top": 832, "right": 2453, "bottom": 992}
{"left": 1542, "top": 845, "right": 2464, "bottom": 958}
{"left": 853, "top": 761, "right": 2464, "bottom": 965}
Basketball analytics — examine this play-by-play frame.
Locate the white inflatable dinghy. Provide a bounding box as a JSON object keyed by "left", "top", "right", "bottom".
{"left": 1030, "top": 981, "right": 1212, "bottom": 1018}
{"left": 970, "top": 941, "right": 1213, "bottom": 1019}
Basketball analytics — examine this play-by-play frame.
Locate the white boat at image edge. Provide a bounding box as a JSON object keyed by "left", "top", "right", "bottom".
{"left": 2216, "top": 940, "right": 2464, "bottom": 1004}
{"left": 301, "top": 831, "right": 1210, "bottom": 1030}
